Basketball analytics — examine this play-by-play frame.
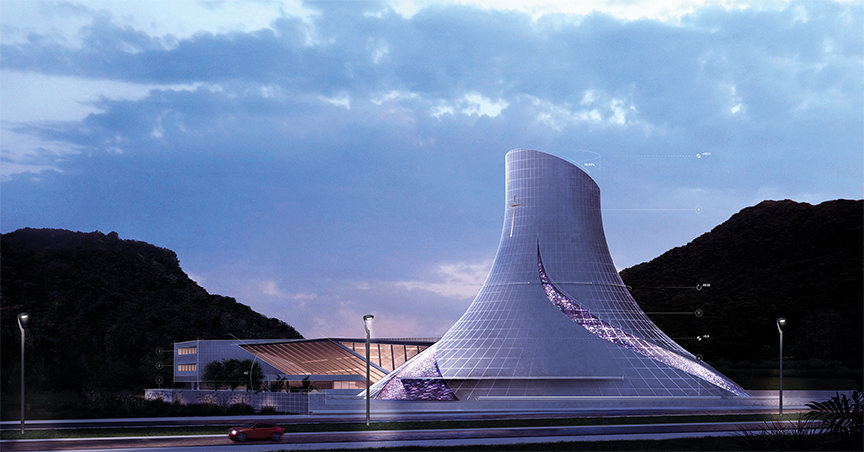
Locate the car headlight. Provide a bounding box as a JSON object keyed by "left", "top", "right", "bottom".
{"left": 230, "top": 430, "right": 237, "bottom": 435}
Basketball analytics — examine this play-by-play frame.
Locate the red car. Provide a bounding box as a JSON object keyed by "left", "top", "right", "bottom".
{"left": 227, "top": 422, "right": 284, "bottom": 442}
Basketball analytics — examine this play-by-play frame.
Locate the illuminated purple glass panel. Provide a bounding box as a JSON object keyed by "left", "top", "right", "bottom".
{"left": 400, "top": 379, "right": 459, "bottom": 401}
{"left": 538, "top": 246, "right": 748, "bottom": 397}
{"left": 374, "top": 344, "right": 457, "bottom": 400}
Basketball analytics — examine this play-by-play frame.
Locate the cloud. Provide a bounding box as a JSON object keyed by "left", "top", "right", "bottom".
{"left": 2, "top": 2, "right": 858, "bottom": 202}
{"left": 259, "top": 281, "right": 318, "bottom": 306}
{"left": 432, "top": 92, "right": 509, "bottom": 118}
{"left": 0, "top": 128, "right": 83, "bottom": 180}
{"left": 389, "top": 0, "right": 799, "bottom": 22}
{"left": 4, "top": 2, "right": 859, "bottom": 129}
{"left": 260, "top": 280, "right": 284, "bottom": 297}
{"left": 394, "top": 260, "right": 492, "bottom": 299}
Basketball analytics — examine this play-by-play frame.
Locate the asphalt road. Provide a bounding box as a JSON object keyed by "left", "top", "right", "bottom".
{"left": 0, "top": 406, "right": 791, "bottom": 431}
{"left": 0, "top": 419, "right": 815, "bottom": 452}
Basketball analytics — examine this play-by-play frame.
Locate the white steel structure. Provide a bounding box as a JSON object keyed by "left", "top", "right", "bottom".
{"left": 370, "top": 149, "right": 747, "bottom": 401}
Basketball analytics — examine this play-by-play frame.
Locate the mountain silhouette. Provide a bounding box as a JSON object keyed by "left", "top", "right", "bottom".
{"left": 2, "top": 199, "right": 860, "bottom": 393}
{"left": 620, "top": 199, "right": 863, "bottom": 369}
{"left": 1, "top": 228, "right": 302, "bottom": 393}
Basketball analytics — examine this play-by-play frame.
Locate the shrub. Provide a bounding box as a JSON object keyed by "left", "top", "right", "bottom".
{"left": 730, "top": 425, "right": 775, "bottom": 451}
{"left": 731, "top": 416, "right": 826, "bottom": 451}
{"left": 807, "top": 390, "right": 863, "bottom": 449}
{"left": 259, "top": 406, "right": 278, "bottom": 415}
{"left": 226, "top": 403, "right": 255, "bottom": 415}
{"left": 184, "top": 403, "right": 225, "bottom": 416}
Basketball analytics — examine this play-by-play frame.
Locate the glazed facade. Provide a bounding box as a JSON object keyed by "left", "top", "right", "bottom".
{"left": 371, "top": 149, "right": 747, "bottom": 400}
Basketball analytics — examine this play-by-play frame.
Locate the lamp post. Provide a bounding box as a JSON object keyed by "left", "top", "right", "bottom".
{"left": 244, "top": 359, "right": 259, "bottom": 392}
{"left": 363, "top": 314, "right": 374, "bottom": 427}
{"left": 776, "top": 317, "right": 786, "bottom": 416}
{"left": 230, "top": 334, "right": 261, "bottom": 392}
{"left": 17, "top": 313, "right": 29, "bottom": 435}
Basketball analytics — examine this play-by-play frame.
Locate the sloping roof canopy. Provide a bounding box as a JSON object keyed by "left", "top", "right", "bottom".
{"left": 241, "top": 338, "right": 433, "bottom": 383}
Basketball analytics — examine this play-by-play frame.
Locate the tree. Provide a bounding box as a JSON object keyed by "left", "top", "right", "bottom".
{"left": 289, "top": 376, "right": 317, "bottom": 394}
{"left": 270, "top": 375, "right": 288, "bottom": 393}
{"left": 202, "top": 360, "right": 226, "bottom": 389}
{"left": 202, "top": 359, "right": 263, "bottom": 391}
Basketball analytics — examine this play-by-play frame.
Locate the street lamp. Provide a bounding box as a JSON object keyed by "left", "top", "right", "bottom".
{"left": 363, "top": 314, "right": 374, "bottom": 427}
{"left": 17, "top": 313, "right": 29, "bottom": 435}
{"left": 244, "top": 359, "right": 259, "bottom": 392}
{"left": 230, "top": 334, "right": 261, "bottom": 392}
{"left": 777, "top": 317, "right": 786, "bottom": 416}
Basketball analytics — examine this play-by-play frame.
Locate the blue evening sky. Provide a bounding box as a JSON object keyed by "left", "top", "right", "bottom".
{"left": 1, "top": 0, "right": 861, "bottom": 339}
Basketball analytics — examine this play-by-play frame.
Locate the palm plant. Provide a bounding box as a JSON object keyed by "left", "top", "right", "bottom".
{"left": 730, "top": 424, "right": 775, "bottom": 451}
{"left": 806, "top": 390, "right": 862, "bottom": 448}
{"left": 731, "top": 416, "right": 826, "bottom": 451}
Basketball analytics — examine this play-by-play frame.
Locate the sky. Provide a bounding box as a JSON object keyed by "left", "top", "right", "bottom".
{"left": 1, "top": 0, "right": 861, "bottom": 340}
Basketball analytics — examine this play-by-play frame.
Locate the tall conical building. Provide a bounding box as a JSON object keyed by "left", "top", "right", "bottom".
{"left": 371, "top": 149, "right": 747, "bottom": 401}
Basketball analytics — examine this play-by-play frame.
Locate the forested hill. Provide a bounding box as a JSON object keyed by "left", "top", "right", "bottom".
{"left": 0, "top": 228, "right": 303, "bottom": 393}
{"left": 620, "top": 199, "right": 863, "bottom": 368}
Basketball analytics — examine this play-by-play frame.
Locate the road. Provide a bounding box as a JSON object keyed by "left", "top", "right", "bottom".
{"left": 1, "top": 419, "right": 814, "bottom": 452}
{"left": 0, "top": 406, "right": 791, "bottom": 431}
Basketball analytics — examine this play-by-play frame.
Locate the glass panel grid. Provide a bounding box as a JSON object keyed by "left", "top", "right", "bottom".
{"left": 374, "top": 149, "right": 747, "bottom": 400}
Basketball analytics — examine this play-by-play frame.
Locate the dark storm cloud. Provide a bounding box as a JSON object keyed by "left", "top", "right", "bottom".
{"left": 3, "top": 1, "right": 858, "bottom": 124}
{"left": 3, "top": 0, "right": 859, "bottom": 194}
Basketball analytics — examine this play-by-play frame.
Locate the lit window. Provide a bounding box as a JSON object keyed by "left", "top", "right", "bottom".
{"left": 177, "top": 364, "right": 196, "bottom": 372}
{"left": 178, "top": 347, "right": 197, "bottom": 355}
{"left": 334, "top": 381, "right": 364, "bottom": 390}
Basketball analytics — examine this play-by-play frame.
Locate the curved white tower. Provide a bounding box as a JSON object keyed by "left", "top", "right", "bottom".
{"left": 371, "top": 149, "right": 747, "bottom": 401}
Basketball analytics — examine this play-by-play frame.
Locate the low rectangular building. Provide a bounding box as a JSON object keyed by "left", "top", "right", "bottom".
{"left": 173, "top": 338, "right": 435, "bottom": 391}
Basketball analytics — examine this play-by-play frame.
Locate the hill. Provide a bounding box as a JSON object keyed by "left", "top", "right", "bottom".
{"left": 0, "top": 228, "right": 303, "bottom": 393}
{"left": 620, "top": 199, "right": 863, "bottom": 369}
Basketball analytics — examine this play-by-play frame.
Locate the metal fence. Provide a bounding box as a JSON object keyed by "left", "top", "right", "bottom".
{"left": 144, "top": 389, "right": 310, "bottom": 415}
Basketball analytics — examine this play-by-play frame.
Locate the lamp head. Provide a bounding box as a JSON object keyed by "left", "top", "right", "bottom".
{"left": 17, "top": 312, "right": 29, "bottom": 331}
{"left": 363, "top": 314, "right": 374, "bottom": 333}
{"left": 777, "top": 317, "right": 786, "bottom": 332}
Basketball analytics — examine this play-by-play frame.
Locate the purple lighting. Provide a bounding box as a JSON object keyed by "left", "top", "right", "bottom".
{"left": 374, "top": 345, "right": 458, "bottom": 400}
{"left": 538, "top": 245, "right": 748, "bottom": 397}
